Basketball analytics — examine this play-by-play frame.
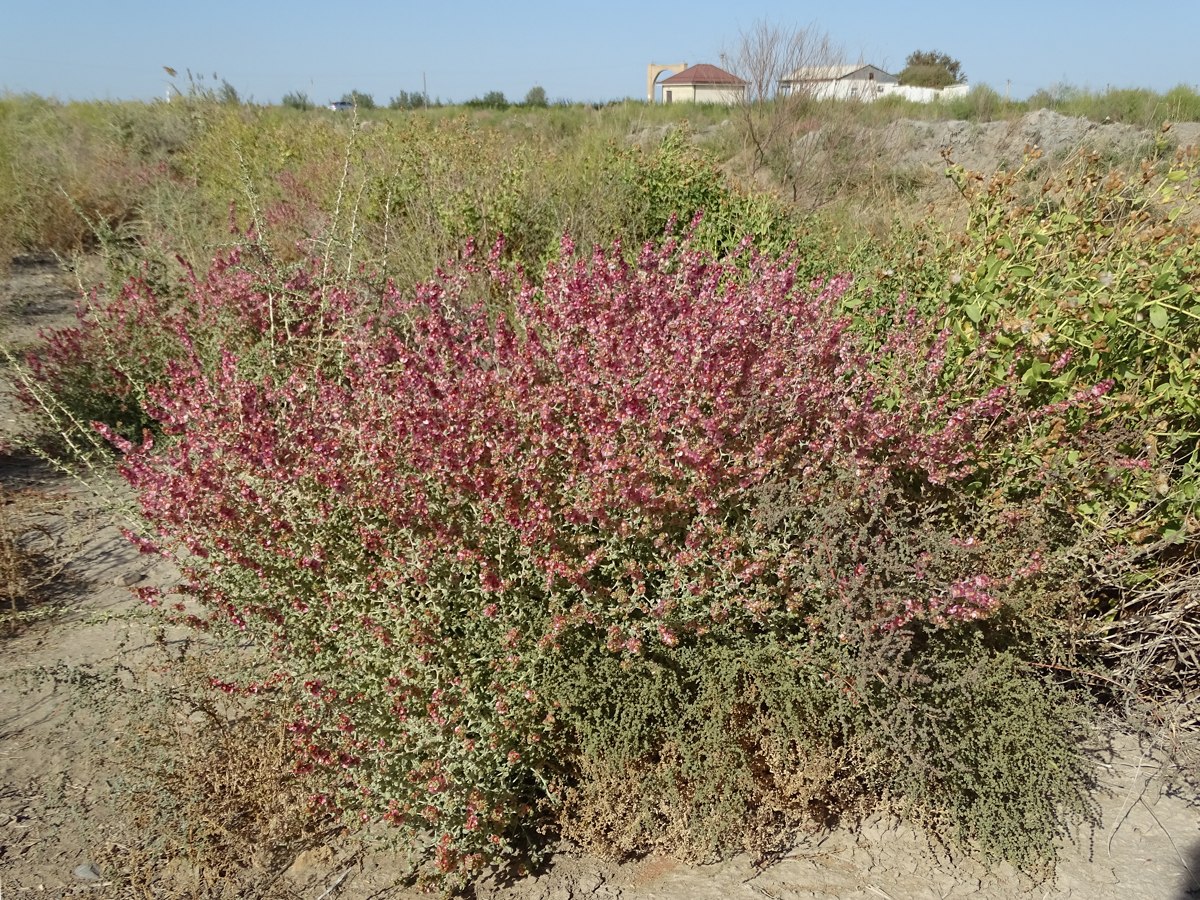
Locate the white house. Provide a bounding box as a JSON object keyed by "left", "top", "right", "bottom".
{"left": 780, "top": 64, "right": 898, "bottom": 100}
{"left": 659, "top": 63, "right": 747, "bottom": 105}
{"left": 780, "top": 64, "right": 971, "bottom": 103}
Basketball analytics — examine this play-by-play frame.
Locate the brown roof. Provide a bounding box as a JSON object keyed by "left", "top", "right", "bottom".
{"left": 660, "top": 63, "right": 746, "bottom": 86}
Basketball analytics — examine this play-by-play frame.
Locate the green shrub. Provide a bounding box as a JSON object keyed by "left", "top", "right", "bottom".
{"left": 0, "top": 97, "right": 166, "bottom": 257}
{"left": 900, "top": 64, "right": 958, "bottom": 89}
{"left": 942, "top": 84, "right": 1007, "bottom": 121}
{"left": 281, "top": 91, "right": 314, "bottom": 111}
{"left": 1162, "top": 84, "right": 1200, "bottom": 123}
{"left": 388, "top": 90, "right": 430, "bottom": 110}
{"left": 339, "top": 90, "right": 376, "bottom": 110}
{"left": 467, "top": 91, "right": 509, "bottom": 110}
{"left": 523, "top": 86, "right": 548, "bottom": 108}
{"left": 605, "top": 128, "right": 813, "bottom": 261}
{"left": 938, "top": 151, "right": 1197, "bottom": 533}
{"left": 862, "top": 645, "right": 1096, "bottom": 871}
{"left": 862, "top": 148, "right": 1200, "bottom": 730}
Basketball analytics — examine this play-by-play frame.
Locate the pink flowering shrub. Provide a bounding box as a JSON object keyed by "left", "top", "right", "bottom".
{"left": 96, "top": 232, "right": 1104, "bottom": 883}
{"left": 21, "top": 240, "right": 369, "bottom": 449}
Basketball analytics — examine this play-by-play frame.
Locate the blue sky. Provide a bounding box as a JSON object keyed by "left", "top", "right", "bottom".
{"left": 3, "top": 1, "right": 1196, "bottom": 105}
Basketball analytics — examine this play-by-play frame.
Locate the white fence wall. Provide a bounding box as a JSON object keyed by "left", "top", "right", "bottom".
{"left": 789, "top": 81, "right": 970, "bottom": 104}
{"left": 879, "top": 83, "right": 970, "bottom": 103}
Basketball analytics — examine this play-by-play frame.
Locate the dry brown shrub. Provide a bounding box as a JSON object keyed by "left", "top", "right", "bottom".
{"left": 0, "top": 484, "right": 68, "bottom": 634}
{"left": 97, "top": 656, "right": 340, "bottom": 899}
{"left": 1083, "top": 530, "right": 1200, "bottom": 744}
{"left": 0, "top": 490, "right": 33, "bottom": 625}
{"left": 553, "top": 665, "right": 872, "bottom": 866}
{"left": 558, "top": 734, "right": 868, "bottom": 866}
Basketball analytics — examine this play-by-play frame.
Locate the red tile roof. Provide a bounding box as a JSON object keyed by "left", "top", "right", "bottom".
{"left": 660, "top": 63, "right": 746, "bottom": 86}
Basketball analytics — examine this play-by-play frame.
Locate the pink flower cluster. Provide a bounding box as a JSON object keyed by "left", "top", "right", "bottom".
{"left": 119, "top": 237, "right": 1038, "bottom": 644}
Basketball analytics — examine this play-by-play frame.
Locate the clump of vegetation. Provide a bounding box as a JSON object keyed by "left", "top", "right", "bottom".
{"left": 338, "top": 89, "right": 376, "bottom": 110}
{"left": 891, "top": 147, "right": 1200, "bottom": 535}
{"left": 899, "top": 49, "right": 967, "bottom": 88}
{"left": 281, "top": 90, "right": 314, "bottom": 111}
{"left": 467, "top": 90, "right": 510, "bottom": 110}
{"left": 523, "top": 86, "right": 549, "bottom": 108}
{"left": 1028, "top": 84, "right": 1200, "bottom": 129}
{"left": 388, "top": 90, "right": 431, "bottom": 110}
{"left": 19, "top": 122, "right": 808, "bottom": 454}
{"left": 0, "top": 471, "right": 75, "bottom": 636}
{"left": 38, "top": 642, "right": 340, "bottom": 899}
{"left": 0, "top": 488, "right": 58, "bottom": 634}
{"left": 867, "top": 145, "right": 1200, "bottom": 734}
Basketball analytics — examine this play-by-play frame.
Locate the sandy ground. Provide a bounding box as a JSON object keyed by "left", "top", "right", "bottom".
{"left": 2, "top": 124, "right": 1199, "bottom": 898}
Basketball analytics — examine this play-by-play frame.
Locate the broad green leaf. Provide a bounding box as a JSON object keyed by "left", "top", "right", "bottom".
{"left": 1149, "top": 305, "right": 1169, "bottom": 329}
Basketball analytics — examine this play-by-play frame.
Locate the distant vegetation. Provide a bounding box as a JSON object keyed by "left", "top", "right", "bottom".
{"left": 262, "top": 82, "right": 1200, "bottom": 127}
{"left": 898, "top": 49, "right": 967, "bottom": 87}
{"left": 388, "top": 89, "right": 432, "bottom": 110}
{"left": 338, "top": 89, "right": 376, "bottom": 110}
{"left": 524, "top": 85, "right": 548, "bottom": 107}
{"left": 281, "top": 90, "right": 313, "bottom": 111}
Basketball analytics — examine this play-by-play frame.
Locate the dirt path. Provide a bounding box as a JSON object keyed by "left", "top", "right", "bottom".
{"left": 1, "top": 256, "right": 1197, "bottom": 899}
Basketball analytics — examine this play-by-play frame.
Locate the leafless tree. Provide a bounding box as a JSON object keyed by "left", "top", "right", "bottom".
{"left": 725, "top": 21, "right": 845, "bottom": 200}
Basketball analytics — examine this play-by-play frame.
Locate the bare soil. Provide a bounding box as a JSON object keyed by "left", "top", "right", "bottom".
{"left": 2, "top": 145, "right": 1199, "bottom": 898}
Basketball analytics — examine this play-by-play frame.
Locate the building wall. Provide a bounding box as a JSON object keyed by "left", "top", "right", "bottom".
{"left": 841, "top": 66, "right": 897, "bottom": 84}
{"left": 796, "top": 79, "right": 888, "bottom": 101}
{"left": 694, "top": 84, "right": 745, "bottom": 105}
{"left": 780, "top": 66, "right": 898, "bottom": 100}
{"left": 879, "top": 83, "right": 970, "bottom": 103}
{"left": 663, "top": 83, "right": 744, "bottom": 104}
{"left": 784, "top": 80, "right": 970, "bottom": 104}
{"left": 663, "top": 84, "right": 695, "bottom": 103}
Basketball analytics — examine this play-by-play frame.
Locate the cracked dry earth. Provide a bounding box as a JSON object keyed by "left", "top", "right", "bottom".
{"left": 0, "top": 254, "right": 1197, "bottom": 898}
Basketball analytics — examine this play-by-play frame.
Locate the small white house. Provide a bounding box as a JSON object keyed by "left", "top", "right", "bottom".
{"left": 780, "top": 64, "right": 898, "bottom": 100}
{"left": 659, "top": 63, "right": 747, "bottom": 105}
{"left": 780, "top": 64, "right": 970, "bottom": 103}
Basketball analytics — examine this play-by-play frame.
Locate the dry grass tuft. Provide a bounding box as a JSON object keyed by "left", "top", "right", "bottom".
{"left": 0, "top": 483, "right": 69, "bottom": 635}
{"left": 96, "top": 656, "right": 341, "bottom": 899}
